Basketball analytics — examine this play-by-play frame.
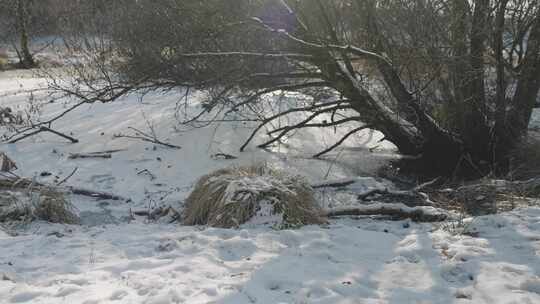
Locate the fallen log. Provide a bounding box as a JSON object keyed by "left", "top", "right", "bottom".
{"left": 312, "top": 177, "right": 435, "bottom": 207}
{"left": 312, "top": 178, "right": 356, "bottom": 189}
{"left": 0, "top": 176, "right": 128, "bottom": 202}
{"left": 68, "top": 187, "right": 127, "bottom": 201}
{"left": 68, "top": 153, "right": 112, "bottom": 159}
{"left": 324, "top": 203, "right": 449, "bottom": 222}
{"left": 68, "top": 149, "right": 126, "bottom": 160}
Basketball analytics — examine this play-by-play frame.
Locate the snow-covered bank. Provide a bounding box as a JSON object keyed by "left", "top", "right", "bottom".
{"left": 2, "top": 209, "right": 540, "bottom": 304}
{"left": 1, "top": 70, "right": 540, "bottom": 303}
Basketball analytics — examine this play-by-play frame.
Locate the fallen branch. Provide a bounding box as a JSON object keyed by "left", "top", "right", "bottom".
{"left": 414, "top": 177, "right": 442, "bottom": 191}
{"left": 131, "top": 206, "right": 180, "bottom": 221}
{"left": 114, "top": 127, "right": 181, "bottom": 149}
{"left": 8, "top": 126, "right": 79, "bottom": 144}
{"left": 132, "top": 210, "right": 150, "bottom": 216}
{"left": 68, "top": 153, "right": 112, "bottom": 159}
{"left": 137, "top": 169, "right": 156, "bottom": 180}
{"left": 69, "top": 149, "right": 126, "bottom": 160}
{"left": 358, "top": 188, "right": 408, "bottom": 200}
{"left": 56, "top": 167, "right": 78, "bottom": 186}
{"left": 312, "top": 178, "right": 356, "bottom": 189}
{"left": 0, "top": 176, "right": 128, "bottom": 201}
{"left": 211, "top": 153, "right": 238, "bottom": 160}
{"left": 324, "top": 203, "right": 449, "bottom": 222}
{"left": 357, "top": 187, "right": 436, "bottom": 207}
{"left": 68, "top": 187, "right": 127, "bottom": 201}
{"left": 314, "top": 126, "right": 371, "bottom": 158}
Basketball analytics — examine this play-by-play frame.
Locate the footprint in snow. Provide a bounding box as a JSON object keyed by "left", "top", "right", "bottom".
{"left": 10, "top": 291, "right": 47, "bottom": 303}
{"left": 109, "top": 290, "right": 129, "bottom": 301}
{"left": 521, "top": 279, "right": 540, "bottom": 295}
{"left": 55, "top": 286, "right": 83, "bottom": 297}
{"left": 440, "top": 264, "right": 475, "bottom": 284}
{"left": 203, "top": 288, "right": 218, "bottom": 297}
{"left": 89, "top": 174, "right": 116, "bottom": 190}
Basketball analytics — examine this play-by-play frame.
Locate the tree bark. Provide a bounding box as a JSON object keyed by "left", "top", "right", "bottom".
{"left": 508, "top": 9, "right": 540, "bottom": 139}
{"left": 16, "top": 0, "right": 35, "bottom": 69}
{"left": 492, "top": 0, "right": 510, "bottom": 170}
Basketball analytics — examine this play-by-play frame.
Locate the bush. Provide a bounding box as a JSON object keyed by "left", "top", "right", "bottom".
{"left": 182, "top": 165, "right": 326, "bottom": 229}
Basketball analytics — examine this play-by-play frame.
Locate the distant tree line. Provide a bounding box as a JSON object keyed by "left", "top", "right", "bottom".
{"left": 0, "top": 0, "right": 112, "bottom": 67}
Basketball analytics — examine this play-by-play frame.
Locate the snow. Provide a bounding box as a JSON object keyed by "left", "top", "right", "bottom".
{"left": 1, "top": 69, "right": 540, "bottom": 303}
{"left": 2, "top": 210, "right": 540, "bottom": 303}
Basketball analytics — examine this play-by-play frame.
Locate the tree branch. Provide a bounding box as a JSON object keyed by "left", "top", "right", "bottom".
{"left": 314, "top": 126, "right": 371, "bottom": 158}
{"left": 239, "top": 100, "right": 349, "bottom": 151}
{"left": 257, "top": 105, "right": 353, "bottom": 149}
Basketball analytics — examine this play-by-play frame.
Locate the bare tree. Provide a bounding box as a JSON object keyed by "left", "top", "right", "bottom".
{"left": 32, "top": 0, "right": 540, "bottom": 178}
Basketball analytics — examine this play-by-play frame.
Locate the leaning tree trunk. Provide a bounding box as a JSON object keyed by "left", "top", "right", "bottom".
{"left": 372, "top": 0, "right": 539, "bottom": 177}
{"left": 305, "top": 45, "right": 465, "bottom": 175}
{"left": 289, "top": 0, "right": 540, "bottom": 177}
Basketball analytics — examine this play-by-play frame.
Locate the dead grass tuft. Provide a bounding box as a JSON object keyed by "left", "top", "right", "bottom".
{"left": 182, "top": 165, "right": 326, "bottom": 229}
{"left": 0, "top": 51, "right": 7, "bottom": 71}
{"left": 0, "top": 178, "right": 79, "bottom": 225}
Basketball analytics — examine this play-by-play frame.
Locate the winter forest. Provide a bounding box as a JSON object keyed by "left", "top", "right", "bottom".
{"left": 1, "top": 0, "right": 540, "bottom": 303}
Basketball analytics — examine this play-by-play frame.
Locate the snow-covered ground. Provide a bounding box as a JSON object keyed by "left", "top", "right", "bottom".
{"left": 1, "top": 69, "right": 540, "bottom": 304}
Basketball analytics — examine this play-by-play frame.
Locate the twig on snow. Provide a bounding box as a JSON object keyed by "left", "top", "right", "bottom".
{"left": 114, "top": 127, "right": 181, "bottom": 149}
{"left": 56, "top": 167, "right": 78, "bottom": 186}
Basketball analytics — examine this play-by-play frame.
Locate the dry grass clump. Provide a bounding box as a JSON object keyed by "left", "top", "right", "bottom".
{"left": 0, "top": 179, "right": 79, "bottom": 225}
{"left": 0, "top": 51, "right": 7, "bottom": 71}
{"left": 182, "top": 165, "right": 326, "bottom": 229}
{"left": 33, "top": 189, "right": 80, "bottom": 224}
